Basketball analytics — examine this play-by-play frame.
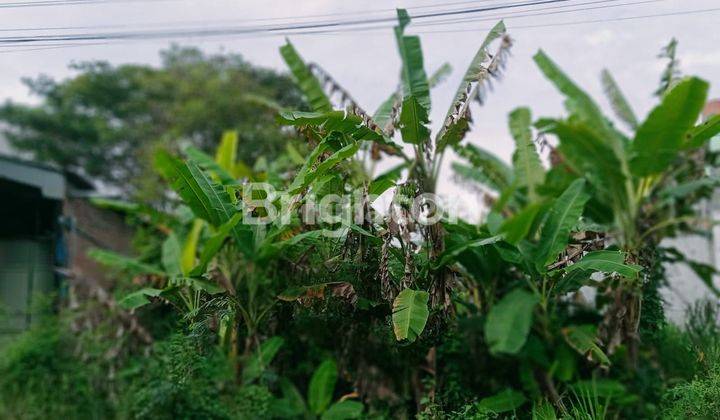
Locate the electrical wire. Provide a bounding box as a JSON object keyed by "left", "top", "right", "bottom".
{"left": 411, "top": 0, "right": 661, "bottom": 27}
{"left": 259, "top": 0, "right": 661, "bottom": 36}
{"left": 0, "top": 0, "right": 560, "bottom": 32}
{"left": 0, "top": 0, "right": 586, "bottom": 33}
{"left": 418, "top": 6, "right": 720, "bottom": 33}
{"left": 0, "top": 0, "right": 173, "bottom": 8}
{"left": 0, "top": 2, "right": 714, "bottom": 52}
{"left": 0, "top": 0, "right": 573, "bottom": 45}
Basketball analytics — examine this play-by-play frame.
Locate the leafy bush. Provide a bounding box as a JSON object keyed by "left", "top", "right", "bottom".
{"left": 3, "top": 9, "right": 720, "bottom": 420}
{"left": 0, "top": 318, "right": 112, "bottom": 419}
{"left": 121, "top": 332, "right": 234, "bottom": 420}
{"left": 659, "top": 300, "right": 720, "bottom": 418}
{"left": 661, "top": 365, "right": 720, "bottom": 419}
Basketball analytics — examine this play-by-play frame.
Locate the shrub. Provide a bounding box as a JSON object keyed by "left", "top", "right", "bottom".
{"left": 0, "top": 318, "right": 112, "bottom": 419}
{"left": 661, "top": 365, "right": 720, "bottom": 419}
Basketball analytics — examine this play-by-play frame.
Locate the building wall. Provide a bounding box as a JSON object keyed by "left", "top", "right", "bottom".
{"left": 662, "top": 100, "right": 720, "bottom": 322}
{"left": 63, "top": 197, "right": 134, "bottom": 288}
{"left": 662, "top": 232, "right": 717, "bottom": 322}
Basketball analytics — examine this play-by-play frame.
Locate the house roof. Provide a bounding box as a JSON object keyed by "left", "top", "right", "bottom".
{"left": 0, "top": 154, "right": 94, "bottom": 200}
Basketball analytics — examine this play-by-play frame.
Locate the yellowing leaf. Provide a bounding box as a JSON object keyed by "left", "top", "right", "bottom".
{"left": 181, "top": 219, "right": 204, "bottom": 276}
{"left": 215, "top": 130, "right": 238, "bottom": 173}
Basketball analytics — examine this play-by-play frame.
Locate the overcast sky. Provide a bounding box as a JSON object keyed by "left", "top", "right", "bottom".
{"left": 1, "top": 0, "right": 719, "bottom": 215}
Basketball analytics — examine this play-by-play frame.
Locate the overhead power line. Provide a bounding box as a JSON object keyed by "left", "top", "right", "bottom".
{"left": 411, "top": 0, "right": 660, "bottom": 27}
{"left": 282, "top": 0, "right": 661, "bottom": 36}
{"left": 0, "top": 2, "right": 715, "bottom": 53}
{"left": 0, "top": 0, "right": 172, "bottom": 8}
{"left": 0, "top": 0, "right": 600, "bottom": 33}
{"left": 0, "top": 0, "right": 573, "bottom": 45}
{"left": 417, "top": 6, "right": 720, "bottom": 33}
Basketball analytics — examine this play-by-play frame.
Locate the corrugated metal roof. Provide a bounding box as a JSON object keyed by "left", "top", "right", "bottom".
{"left": 0, "top": 154, "right": 94, "bottom": 199}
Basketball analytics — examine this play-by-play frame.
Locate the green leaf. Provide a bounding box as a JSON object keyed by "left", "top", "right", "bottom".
{"left": 510, "top": 107, "right": 544, "bottom": 200}
{"left": 451, "top": 163, "right": 501, "bottom": 194}
{"left": 532, "top": 400, "right": 557, "bottom": 420}
{"left": 371, "top": 63, "right": 449, "bottom": 136}
{"left": 655, "top": 38, "right": 680, "bottom": 97}
{"left": 394, "top": 9, "right": 430, "bottom": 111}
{"left": 685, "top": 114, "right": 720, "bottom": 149}
{"left": 88, "top": 248, "right": 163, "bottom": 276}
{"left": 485, "top": 288, "right": 539, "bottom": 355}
{"left": 570, "top": 379, "right": 627, "bottom": 399}
{"left": 437, "top": 117, "right": 470, "bottom": 152}
{"left": 555, "top": 269, "right": 596, "bottom": 295}
{"left": 453, "top": 143, "right": 513, "bottom": 192}
{"left": 277, "top": 281, "right": 357, "bottom": 303}
{"left": 161, "top": 232, "right": 183, "bottom": 277}
{"left": 90, "top": 198, "right": 175, "bottom": 227}
{"left": 659, "top": 176, "right": 720, "bottom": 201}
{"left": 277, "top": 110, "right": 390, "bottom": 144}
{"left": 280, "top": 39, "right": 332, "bottom": 112}
{"left": 534, "top": 50, "right": 624, "bottom": 156}
{"left": 190, "top": 213, "right": 242, "bottom": 276}
{"left": 631, "top": 77, "right": 709, "bottom": 176}
{"left": 478, "top": 389, "right": 527, "bottom": 413}
{"left": 155, "top": 150, "right": 252, "bottom": 256}
{"left": 241, "top": 92, "right": 285, "bottom": 113}
{"left": 392, "top": 289, "right": 430, "bottom": 342}
{"left": 286, "top": 142, "right": 306, "bottom": 165}
{"left": 564, "top": 250, "right": 642, "bottom": 278}
{"left": 272, "top": 379, "right": 307, "bottom": 417}
{"left": 371, "top": 92, "right": 399, "bottom": 134}
{"left": 437, "top": 21, "right": 506, "bottom": 151}
{"left": 287, "top": 134, "right": 359, "bottom": 194}
{"left": 600, "top": 69, "right": 638, "bottom": 130}
{"left": 243, "top": 336, "right": 284, "bottom": 384}
{"left": 428, "top": 62, "right": 452, "bottom": 88}
{"left": 261, "top": 229, "right": 330, "bottom": 259}
{"left": 321, "top": 400, "right": 363, "bottom": 420}
{"left": 500, "top": 203, "right": 543, "bottom": 245}
{"left": 686, "top": 260, "right": 719, "bottom": 297}
{"left": 89, "top": 197, "right": 140, "bottom": 213}
{"left": 546, "top": 120, "right": 629, "bottom": 212}
{"left": 398, "top": 96, "right": 430, "bottom": 144}
{"left": 188, "top": 278, "right": 225, "bottom": 294}
{"left": 562, "top": 325, "right": 610, "bottom": 365}
{"left": 118, "top": 287, "right": 163, "bottom": 310}
{"left": 368, "top": 163, "right": 406, "bottom": 197}
{"left": 155, "top": 150, "right": 234, "bottom": 226}
{"left": 184, "top": 146, "right": 236, "bottom": 185}
{"left": 308, "top": 360, "right": 338, "bottom": 415}
{"left": 535, "top": 179, "right": 590, "bottom": 267}
{"left": 435, "top": 235, "right": 503, "bottom": 268}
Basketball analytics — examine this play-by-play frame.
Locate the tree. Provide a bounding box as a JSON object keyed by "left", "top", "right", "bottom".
{"left": 0, "top": 46, "right": 305, "bottom": 198}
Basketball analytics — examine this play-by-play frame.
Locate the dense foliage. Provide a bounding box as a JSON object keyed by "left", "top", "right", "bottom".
{"left": 0, "top": 46, "right": 304, "bottom": 197}
{"left": 3, "top": 10, "right": 720, "bottom": 419}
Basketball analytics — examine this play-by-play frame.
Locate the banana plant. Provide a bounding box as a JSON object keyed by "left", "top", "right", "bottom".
{"left": 89, "top": 130, "right": 333, "bottom": 361}
{"left": 452, "top": 44, "right": 720, "bottom": 368}
{"left": 532, "top": 50, "right": 720, "bottom": 360}
{"left": 449, "top": 176, "right": 641, "bottom": 408}
{"left": 277, "top": 9, "right": 513, "bottom": 344}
